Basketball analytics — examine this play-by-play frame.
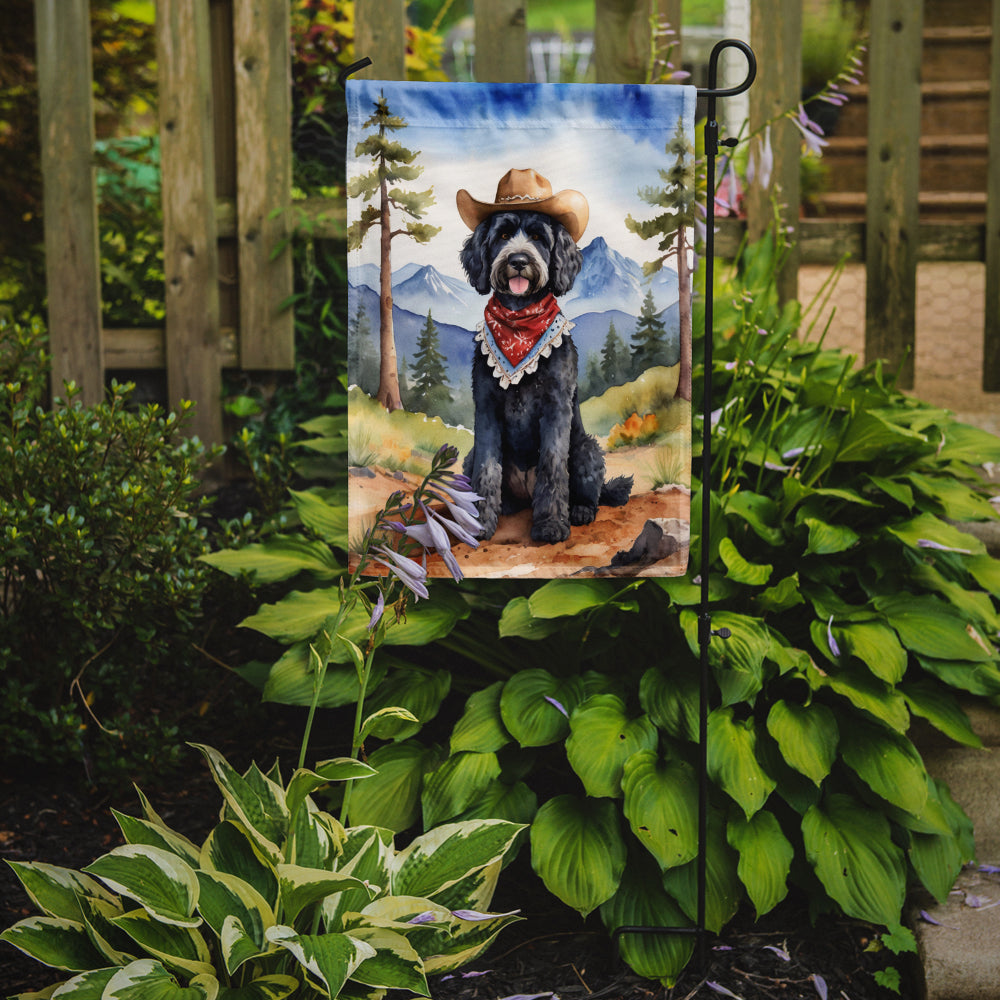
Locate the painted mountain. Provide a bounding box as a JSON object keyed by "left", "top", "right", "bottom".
{"left": 348, "top": 236, "right": 682, "bottom": 425}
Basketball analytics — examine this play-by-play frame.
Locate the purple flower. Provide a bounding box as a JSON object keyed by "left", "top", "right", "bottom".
{"left": 812, "top": 974, "right": 828, "bottom": 1000}
{"left": 367, "top": 590, "right": 385, "bottom": 631}
{"left": 917, "top": 538, "right": 973, "bottom": 554}
{"left": 372, "top": 545, "right": 429, "bottom": 600}
{"left": 706, "top": 983, "right": 742, "bottom": 999}
{"left": 791, "top": 104, "right": 828, "bottom": 156}
{"left": 407, "top": 911, "right": 438, "bottom": 925}
{"left": 763, "top": 944, "right": 790, "bottom": 961}
{"left": 544, "top": 695, "right": 569, "bottom": 718}
{"left": 451, "top": 908, "right": 520, "bottom": 921}
{"left": 747, "top": 125, "right": 773, "bottom": 190}
{"left": 827, "top": 616, "right": 841, "bottom": 658}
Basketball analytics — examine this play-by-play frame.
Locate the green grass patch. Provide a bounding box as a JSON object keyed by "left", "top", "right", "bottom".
{"left": 582, "top": 365, "right": 681, "bottom": 437}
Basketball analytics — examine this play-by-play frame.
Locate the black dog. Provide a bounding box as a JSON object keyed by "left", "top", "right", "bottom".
{"left": 459, "top": 209, "right": 632, "bottom": 544}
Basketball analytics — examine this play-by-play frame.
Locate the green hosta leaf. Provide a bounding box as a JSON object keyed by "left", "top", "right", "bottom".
{"left": 200, "top": 822, "right": 278, "bottom": 910}
{"left": 707, "top": 708, "right": 776, "bottom": 819}
{"left": 530, "top": 795, "right": 626, "bottom": 917}
{"left": 345, "top": 926, "right": 428, "bottom": 994}
{"left": 661, "top": 811, "right": 741, "bottom": 933}
{"left": 527, "top": 578, "right": 623, "bottom": 618}
{"left": 4, "top": 862, "right": 118, "bottom": 922}
{"left": 265, "top": 926, "right": 375, "bottom": 997}
{"left": 724, "top": 490, "right": 784, "bottom": 546}
{"left": 908, "top": 785, "right": 968, "bottom": 907}
{"left": 835, "top": 621, "right": 907, "bottom": 684}
{"left": 450, "top": 682, "right": 511, "bottom": 754}
{"left": 421, "top": 751, "right": 502, "bottom": 828}
{"left": 497, "top": 597, "right": 564, "bottom": 639}
{"left": 765, "top": 700, "right": 838, "bottom": 786}
{"left": 566, "top": 695, "right": 658, "bottom": 798}
{"left": 901, "top": 680, "right": 983, "bottom": 748}
{"left": 906, "top": 472, "right": 998, "bottom": 521}
{"left": 499, "top": 670, "right": 584, "bottom": 747}
{"left": 967, "top": 553, "right": 1000, "bottom": 597}
{"left": 103, "top": 959, "right": 218, "bottom": 999}
{"left": 719, "top": 536, "right": 772, "bottom": 585}
{"left": 809, "top": 661, "right": 910, "bottom": 732}
{"left": 277, "top": 865, "right": 375, "bottom": 925}
{"left": 261, "top": 644, "right": 383, "bottom": 708}
{"left": 803, "top": 517, "right": 859, "bottom": 556}
{"left": 200, "top": 536, "right": 340, "bottom": 584}
{"left": 755, "top": 573, "right": 805, "bottom": 614}
{"left": 621, "top": 751, "right": 699, "bottom": 871}
{"left": 112, "top": 812, "right": 201, "bottom": 868}
{"left": 599, "top": 853, "right": 694, "bottom": 987}
{"left": 453, "top": 779, "right": 538, "bottom": 827}
{"left": 886, "top": 511, "right": 985, "bottom": 556}
{"left": 347, "top": 740, "right": 442, "bottom": 832}
{"left": 393, "top": 820, "right": 524, "bottom": 901}
{"left": 362, "top": 667, "right": 451, "bottom": 740}
{"left": 83, "top": 846, "right": 200, "bottom": 928}
{"left": 834, "top": 409, "right": 927, "bottom": 463}
{"left": 0, "top": 916, "right": 107, "bottom": 971}
{"left": 191, "top": 746, "right": 287, "bottom": 863}
{"left": 911, "top": 562, "right": 1000, "bottom": 633}
{"left": 289, "top": 487, "right": 348, "bottom": 546}
{"left": 195, "top": 871, "right": 274, "bottom": 974}
{"left": 875, "top": 594, "right": 995, "bottom": 662}
{"left": 111, "top": 908, "right": 214, "bottom": 978}
{"left": 802, "top": 793, "right": 906, "bottom": 926}
{"left": 727, "top": 811, "right": 793, "bottom": 918}
{"left": 681, "top": 610, "right": 770, "bottom": 706}
{"left": 360, "top": 706, "right": 421, "bottom": 742}
{"left": 216, "top": 975, "right": 299, "bottom": 1000}
{"left": 639, "top": 665, "right": 699, "bottom": 742}
{"left": 916, "top": 655, "right": 1000, "bottom": 697}
{"left": 839, "top": 718, "right": 929, "bottom": 816}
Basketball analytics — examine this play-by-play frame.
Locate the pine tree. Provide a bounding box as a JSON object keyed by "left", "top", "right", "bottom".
{"left": 347, "top": 92, "right": 440, "bottom": 411}
{"left": 630, "top": 289, "right": 669, "bottom": 375}
{"left": 625, "top": 117, "right": 695, "bottom": 399}
{"left": 410, "top": 310, "right": 452, "bottom": 415}
{"left": 347, "top": 298, "right": 378, "bottom": 396}
{"left": 601, "top": 319, "right": 628, "bottom": 387}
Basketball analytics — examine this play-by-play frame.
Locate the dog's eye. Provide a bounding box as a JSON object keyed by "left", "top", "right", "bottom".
{"left": 530, "top": 234, "right": 542, "bottom": 242}
{"left": 500, "top": 231, "right": 512, "bottom": 241}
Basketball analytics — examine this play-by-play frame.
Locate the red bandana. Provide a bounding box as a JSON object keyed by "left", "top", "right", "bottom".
{"left": 484, "top": 294, "right": 563, "bottom": 366}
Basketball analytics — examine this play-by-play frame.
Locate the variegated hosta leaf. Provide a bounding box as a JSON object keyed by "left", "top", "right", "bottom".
{"left": 529, "top": 795, "right": 626, "bottom": 917}
{"left": 200, "top": 822, "right": 278, "bottom": 910}
{"left": 706, "top": 707, "right": 776, "bottom": 819}
{"left": 499, "top": 669, "right": 585, "bottom": 747}
{"left": 214, "top": 974, "right": 300, "bottom": 1000}
{"left": 344, "top": 926, "right": 429, "bottom": 995}
{"left": 45, "top": 966, "right": 118, "bottom": 997}
{"left": 277, "top": 865, "right": 376, "bottom": 925}
{"left": 323, "top": 829, "right": 393, "bottom": 931}
{"left": 424, "top": 859, "right": 501, "bottom": 916}
{"left": 83, "top": 846, "right": 200, "bottom": 928}
{"left": 391, "top": 820, "right": 524, "bottom": 901}
{"left": 802, "top": 793, "right": 906, "bottom": 926}
{"left": 112, "top": 810, "right": 202, "bottom": 868}
{"left": 420, "top": 751, "right": 501, "bottom": 829}
{"left": 765, "top": 700, "right": 838, "bottom": 786}
{"left": 621, "top": 751, "right": 699, "bottom": 871}
{"left": 190, "top": 745, "right": 288, "bottom": 863}
{"left": 77, "top": 894, "right": 136, "bottom": 966}
{"left": 110, "top": 908, "right": 214, "bottom": 979}
{"left": 195, "top": 871, "right": 274, "bottom": 974}
{"left": 726, "top": 810, "right": 793, "bottom": 918}
{"left": 102, "top": 958, "right": 218, "bottom": 999}
{"left": 4, "top": 861, "right": 118, "bottom": 922}
{"left": 285, "top": 760, "right": 375, "bottom": 824}
{"left": 599, "top": 854, "right": 694, "bottom": 987}
{"left": 450, "top": 681, "right": 511, "bottom": 754}
{"left": 265, "top": 926, "right": 376, "bottom": 998}
{"left": 423, "top": 907, "right": 522, "bottom": 975}
{"left": 288, "top": 802, "right": 343, "bottom": 870}
{"left": 0, "top": 916, "right": 107, "bottom": 972}
{"left": 565, "top": 695, "right": 658, "bottom": 799}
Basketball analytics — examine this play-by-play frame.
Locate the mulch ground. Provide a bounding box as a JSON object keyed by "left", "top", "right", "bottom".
{"left": 1, "top": 741, "right": 913, "bottom": 1000}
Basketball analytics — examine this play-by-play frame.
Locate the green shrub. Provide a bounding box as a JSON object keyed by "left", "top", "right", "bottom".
{"left": 0, "top": 317, "right": 220, "bottom": 783}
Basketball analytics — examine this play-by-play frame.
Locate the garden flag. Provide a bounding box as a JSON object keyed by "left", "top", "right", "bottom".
{"left": 346, "top": 80, "right": 697, "bottom": 579}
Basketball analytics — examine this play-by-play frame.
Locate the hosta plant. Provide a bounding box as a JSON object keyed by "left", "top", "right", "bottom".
{"left": 1, "top": 744, "right": 523, "bottom": 999}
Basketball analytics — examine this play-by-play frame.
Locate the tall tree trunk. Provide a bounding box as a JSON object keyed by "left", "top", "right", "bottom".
{"left": 376, "top": 172, "right": 403, "bottom": 411}
{"left": 675, "top": 225, "right": 692, "bottom": 401}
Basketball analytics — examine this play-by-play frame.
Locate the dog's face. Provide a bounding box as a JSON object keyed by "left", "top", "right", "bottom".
{"left": 459, "top": 210, "right": 582, "bottom": 307}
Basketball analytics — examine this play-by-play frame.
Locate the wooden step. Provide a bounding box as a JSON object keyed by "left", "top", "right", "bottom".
{"left": 922, "top": 25, "right": 993, "bottom": 83}
{"left": 813, "top": 190, "right": 987, "bottom": 222}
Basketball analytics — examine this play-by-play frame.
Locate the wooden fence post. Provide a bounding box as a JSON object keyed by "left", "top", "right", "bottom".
{"left": 594, "top": 0, "right": 654, "bottom": 84}
{"left": 157, "top": 0, "right": 223, "bottom": 445}
{"left": 983, "top": 0, "right": 1000, "bottom": 390}
{"left": 746, "top": 0, "right": 801, "bottom": 305}
{"left": 473, "top": 0, "right": 527, "bottom": 82}
{"left": 864, "top": 0, "right": 923, "bottom": 389}
{"left": 233, "top": 0, "right": 294, "bottom": 369}
{"left": 354, "top": 0, "right": 406, "bottom": 80}
{"left": 34, "top": 0, "right": 104, "bottom": 405}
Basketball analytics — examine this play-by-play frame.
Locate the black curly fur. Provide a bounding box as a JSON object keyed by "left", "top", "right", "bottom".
{"left": 459, "top": 210, "right": 632, "bottom": 544}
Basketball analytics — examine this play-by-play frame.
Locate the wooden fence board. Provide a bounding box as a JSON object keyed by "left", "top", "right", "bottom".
{"left": 355, "top": 0, "right": 406, "bottom": 81}
{"left": 865, "top": 0, "right": 923, "bottom": 389}
{"left": 594, "top": 0, "right": 657, "bottom": 83}
{"left": 747, "top": 0, "right": 801, "bottom": 304}
{"left": 157, "top": 0, "right": 223, "bottom": 444}
{"left": 233, "top": 0, "right": 294, "bottom": 369}
{"left": 34, "top": 0, "right": 103, "bottom": 405}
{"left": 473, "top": 0, "right": 527, "bottom": 82}
{"left": 983, "top": 0, "right": 1000, "bottom": 389}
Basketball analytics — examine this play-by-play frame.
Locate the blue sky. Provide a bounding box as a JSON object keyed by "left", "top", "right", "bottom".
{"left": 346, "top": 80, "right": 696, "bottom": 280}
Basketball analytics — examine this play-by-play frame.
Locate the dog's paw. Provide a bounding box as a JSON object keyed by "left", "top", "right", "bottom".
{"left": 477, "top": 504, "right": 499, "bottom": 541}
{"left": 570, "top": 504, "right": 597, "bottom": 526}
{"left": 531, "top": 516, "right": 571, "bottom": 544}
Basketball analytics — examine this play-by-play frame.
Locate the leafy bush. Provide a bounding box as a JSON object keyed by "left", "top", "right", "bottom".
{"left": 1, "top": 743, "right": 524, "bottom": 998}
{"left": 0, "top": 317, "right": 220, "bottom": 782}
{"left": 208, "top": 232, "right": 1000, "bottom": 986}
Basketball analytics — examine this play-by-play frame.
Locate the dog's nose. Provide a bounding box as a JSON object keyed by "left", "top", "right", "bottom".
{"left": 507, "top": 253, "right": 531, "bottom": 272}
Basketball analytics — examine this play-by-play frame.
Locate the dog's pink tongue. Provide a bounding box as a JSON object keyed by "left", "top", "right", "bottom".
{"left": 509, "top": 276, "right": 530, "bottom": 296}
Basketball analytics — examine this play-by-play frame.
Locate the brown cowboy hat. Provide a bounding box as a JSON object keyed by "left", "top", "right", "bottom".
{"left": 456, "top": 168, "right": 589, "bottom": 244}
